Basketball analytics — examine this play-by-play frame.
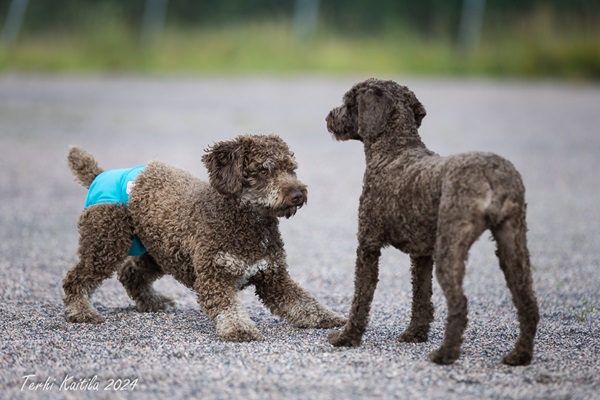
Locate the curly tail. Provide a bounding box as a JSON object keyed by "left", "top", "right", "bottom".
{"left": 67, "top": 146, "right": 104, "bottom": 189}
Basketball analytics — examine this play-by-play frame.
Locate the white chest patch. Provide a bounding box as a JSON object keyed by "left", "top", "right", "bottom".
{"left": 214, "top": 252, "right": 270, "bottom": 288}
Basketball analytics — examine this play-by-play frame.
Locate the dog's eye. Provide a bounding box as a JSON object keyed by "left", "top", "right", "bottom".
{"left": 260, "top": 169, "right": 269, "bottom": 177}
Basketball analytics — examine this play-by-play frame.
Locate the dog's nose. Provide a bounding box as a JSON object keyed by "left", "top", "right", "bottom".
{"left": 289, "top": 189, "right": 304, "bottom": 205}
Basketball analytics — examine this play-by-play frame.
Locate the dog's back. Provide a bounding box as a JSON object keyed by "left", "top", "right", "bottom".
{"left": 67, "top": 146, "right": 104, "bottom": 189}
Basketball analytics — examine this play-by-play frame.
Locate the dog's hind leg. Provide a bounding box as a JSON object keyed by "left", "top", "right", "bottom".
{"left": 63, "top": 204, "right": 134, "bottom": 323}
{"left": 253, "top": 267, "right": 346, "bottom": 329}
{"left": 399, "top": 255, "right": 434, "bottom": 343}
{"left": 492, "top": 211, "right": 539, "bottom": 366}
{"left": 429, "top": 207, "right": 486, "bottom": 364}
{"left": 118, "top": 254, "right": 175, "bottom": 312}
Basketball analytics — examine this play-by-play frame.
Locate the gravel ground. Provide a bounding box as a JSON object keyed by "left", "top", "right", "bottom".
{"left": 0, "top": 75, "right": 598, "bottom": 399}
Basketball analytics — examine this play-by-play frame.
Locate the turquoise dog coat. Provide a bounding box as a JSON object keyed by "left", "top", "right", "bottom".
{"left": 84, "top": 166, "right": 147, "bottom": 256}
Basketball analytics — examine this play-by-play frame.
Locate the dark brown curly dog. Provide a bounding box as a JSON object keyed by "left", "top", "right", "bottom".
{"left": 63, "top": 134, "right": 345, "bottom": 341}
{"left": 325, "top": 78, "right": 539, "bottom": 365}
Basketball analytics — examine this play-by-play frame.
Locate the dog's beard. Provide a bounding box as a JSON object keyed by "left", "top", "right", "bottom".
{"left": 240, "top": 191, "right": 304, "bottom": 219}
{"left": 243, "top": 203, "right": 302, "bottom": 219}
{"left": 273, "top": 204, "right": 303, "bottom": 219}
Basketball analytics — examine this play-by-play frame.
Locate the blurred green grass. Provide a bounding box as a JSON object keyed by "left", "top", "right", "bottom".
{"left": 1, "top": 16, "right": 598, "bottom": 79}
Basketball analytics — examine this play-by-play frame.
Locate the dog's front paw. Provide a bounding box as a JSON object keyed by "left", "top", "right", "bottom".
{"left": 65, "top": 307, "right": 104, "bottom": 324}
{"left": 429, "top": 347, "right": 460, "bottom": 365}
{"left": 217, "top": 324, "right": 262, "bottom": 342}
{"left": 316, "top": 313, "right": 347, "bottom": 329}
{"left": 502, "top": 349, "right": 532, "bottom": 366}
{"left": 327, "top": 328, "right": 361, "bottom": 347}
{"left": 216, "top": 318, "right": 261, "bottom": 342}
{"left": 398, "top": 327, "right": 429, "bottom": 343}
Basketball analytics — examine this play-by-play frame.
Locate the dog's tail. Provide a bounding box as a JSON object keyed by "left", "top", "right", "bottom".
{"left": 67, "top": 146, "right": 104, "bottom": 189}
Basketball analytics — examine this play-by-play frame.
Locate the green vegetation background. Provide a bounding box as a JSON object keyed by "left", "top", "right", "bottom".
{"left": 1, "top": 0, "right": 599, "bottom": 79}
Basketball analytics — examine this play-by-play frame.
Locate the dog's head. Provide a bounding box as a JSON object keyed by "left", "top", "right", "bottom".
{"left": 202, "top": 134, "right": 307, "bottom": 218}
{"left": 326, "top": 78, "right": 426, "bottom": 143}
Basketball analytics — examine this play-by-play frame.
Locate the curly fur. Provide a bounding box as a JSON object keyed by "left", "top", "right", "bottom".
{"left": 325, "top": 78, "right": 539, "bottom": 366}
{"left": 63, "top": 134, "right": 345, "bottom": 341}
{"left": 67, "top": 146, "right": 103, "bottom": 189}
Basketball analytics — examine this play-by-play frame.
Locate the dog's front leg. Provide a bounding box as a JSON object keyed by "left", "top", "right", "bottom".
{"left": 398, "top": 255, "right": 435, "bottom": 343}
{"left": 253, "top": 265, "right": 346, "bottom": 329}
{"left": 328, "top": 243, "right": 381, "bottom": 347}
{"left": 194, "top": 268, "right": 261, "bottom": 342}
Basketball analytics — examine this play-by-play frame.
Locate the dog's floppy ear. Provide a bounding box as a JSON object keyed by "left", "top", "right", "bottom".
{"left": 406, "top": 89, "right": 426, "bottom": 128}
{"left": 356, "top": 87, "right": 394, "bottom": 140}
{"left": 202, "top": 139, "right": 245, "bottom": 196}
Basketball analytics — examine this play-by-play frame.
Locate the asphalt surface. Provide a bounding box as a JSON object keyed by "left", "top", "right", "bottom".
{"left": 0, "top": 75, "right": 598, "bottom": 399}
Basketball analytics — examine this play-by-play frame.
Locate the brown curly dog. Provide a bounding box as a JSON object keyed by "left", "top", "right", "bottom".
{"left": 63, "top": 134, "right": 345, "bottom": 341}
{"left": 325, "top": 78, "right": 539, "bottom": 365}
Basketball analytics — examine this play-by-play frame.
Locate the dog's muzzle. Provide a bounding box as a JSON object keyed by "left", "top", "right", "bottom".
{"left": 326, "top": 109, "right": 339, "bottom": 134}
{"left": 327, "top": 106, "right": 359, "bottom": 141}
{"left": 277, "top": 187, "right": 307, "bottom": 219}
